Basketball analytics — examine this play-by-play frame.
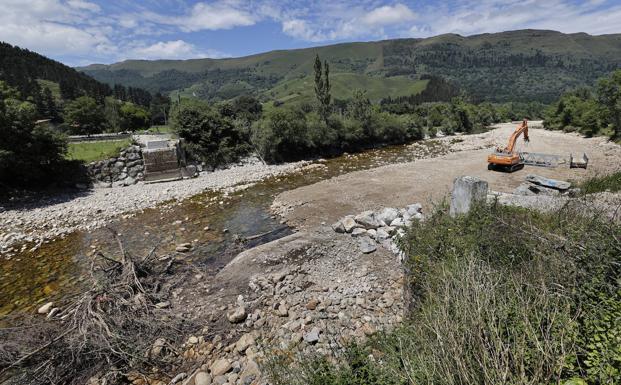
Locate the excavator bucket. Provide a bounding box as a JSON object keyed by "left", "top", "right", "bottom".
{"left": 570, "top": 153, "right": 589, "bottom": 169}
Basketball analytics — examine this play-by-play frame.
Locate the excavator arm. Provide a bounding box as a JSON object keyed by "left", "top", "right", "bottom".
{"left": 504, "top": 119, "right": 529, "bottom": 153}
{"left": 488, "top": 119, "right": 529, "bottom": 172}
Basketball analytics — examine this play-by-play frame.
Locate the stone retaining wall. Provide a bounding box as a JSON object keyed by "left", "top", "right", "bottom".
{"left": 87, "top": 145, "right": 145, "bottom": 187}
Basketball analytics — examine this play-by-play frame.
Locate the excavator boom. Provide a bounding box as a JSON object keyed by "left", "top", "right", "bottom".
{"left": 487, "top": 119, "right": 529, "bottom": 172}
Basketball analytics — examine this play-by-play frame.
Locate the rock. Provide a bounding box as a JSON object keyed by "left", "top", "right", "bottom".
{"left": 376, "top": 207, "right": 399, "bottom": 225}
{"left": 450, "top": 176, "right": 488, "bottom": 217}
{"left": 155, "top": 301, "right": 170, "bottom": 309}
{"left": 376, "top": 228, "right": 391, "bottom": 240}
{"left": 277, "top": 303, "right": 289, "bottom": 317}
{"left": 406, "top": 203, "right": 423, "bottom": 216}
{"left": 210, "top": 358, "right": 232, "bottom": 376}
{"left": 358, "top": 236, "right": 377, "bottom": 254}
{"left": 354, "top": 211, "right": 381, "bottom": 229}
{"left": 304, "top": 327, "right": 321, "bottom": 344}
{"left": 341, "top": 216, "right": 359, "bottom": 233}
{"left": 176, "top": 243, "right": 192, "bottom": 252}
{"left": 235, "top": 332, "right": 256, "bottom": 353}
{"left": 514, "top": 182, "right": 560, "bottom": 196}
{"left": 525, "top": 174, "right": 571, "bottom": 190}
{"left": 193, "top": 371, "right": 212, "bottom": 385}
{"left": 390, "top": 218, "right": 405, "bottom": 228}
{"left": 351, "top": 228, "right": 367, "bottom": 237}
{"left": 37, "top": 301, "right": 53, "bottom": 314}
{"left": 366, "top": 229, "right": 377, "bottom": 239}
{"left": 331, "top": 220, "right": 346, "bottom": 233}
{"left": 151, "top": 338, "right": 166, "bottom": 357}
{"left": 227, "top": 307, "right": 247, "bottom": 323}
{"left": 240, "top": 359, "right": 260, "bottom": 385}
{"left": 306, "top": 298, "right": 320, "bottom": 310}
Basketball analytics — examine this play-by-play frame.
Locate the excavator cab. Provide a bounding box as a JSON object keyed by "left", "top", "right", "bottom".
{"left": 487, "top": 119, "right": 529, "bottom": 172}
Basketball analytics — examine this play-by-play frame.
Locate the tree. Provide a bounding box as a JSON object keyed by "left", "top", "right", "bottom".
{"left": 119, "top": 103, "right": 150, "bottom": 132}
{"left": 63, "top": 96, "right": 105, "bottom": 135}
{"left": 253, "top": 108, "right": 310, "bottom": 163}
{"left": 171, "top": 99, "right": 249, "bottom": 166}
{"left": 313, "top": 54, "right": 331, "bottom": 123}
{"left": 597, "top": 69, "right": 621, "bottom": 139}
{"left": 104, "top": 96, "right": 121, "bottom": 132}
{"left": 0, "top": 83, "right": 67, "bottom": 188}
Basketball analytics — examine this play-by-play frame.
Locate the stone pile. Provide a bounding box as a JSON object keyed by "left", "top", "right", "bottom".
{"left": 331, "top": 204, "right": 424, "bottom": 255}
{"left": 87, "top": 145, "right": 145, "bottom": 187}
{"left": 161, "top": 236, "right": 404, "bottom": 385}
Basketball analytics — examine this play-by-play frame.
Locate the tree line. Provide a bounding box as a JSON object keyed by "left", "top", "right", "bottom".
{"left": 0, "top": 41, "right": 166, "bottom": 134}
{"left": 544, "top": 69, "right": 621, "bottom": 139}
{"left": 172, "top": 55, "right": 546, "bottom": 167}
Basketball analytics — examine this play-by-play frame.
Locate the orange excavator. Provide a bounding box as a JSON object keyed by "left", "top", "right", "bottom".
{"left": 487, "top": 119, "right": 529, "bottom": 172}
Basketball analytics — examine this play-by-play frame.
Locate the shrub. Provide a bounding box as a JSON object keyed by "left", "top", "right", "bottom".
{"left": 252, "top": 107, "right": 312, "bottom": 163}
{"left": 265, "top": 202, "right": 621, "bottom": 385}
{"left": 0, "top": 97, "right": 69, "bottom": 189}
{"left": 171, "top": 99, "right": 250, "bottom": 166}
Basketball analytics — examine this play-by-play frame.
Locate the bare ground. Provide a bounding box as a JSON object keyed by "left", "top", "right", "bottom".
{"left": 273, "top": 122, "right": 621, "bottom": 229}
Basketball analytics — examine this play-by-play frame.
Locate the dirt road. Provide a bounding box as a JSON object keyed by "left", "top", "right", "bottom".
{"left": 274, "top": 122, "right": 621, "bottom": 228}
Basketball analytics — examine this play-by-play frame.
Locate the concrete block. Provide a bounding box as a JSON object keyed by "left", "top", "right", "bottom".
{"left": 450, "top": 176, "right": 488, "bottom": 217}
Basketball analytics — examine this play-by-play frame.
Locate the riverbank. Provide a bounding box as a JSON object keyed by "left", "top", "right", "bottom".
{"left": 0, "top": 157, "right": 311, "bottom": 255}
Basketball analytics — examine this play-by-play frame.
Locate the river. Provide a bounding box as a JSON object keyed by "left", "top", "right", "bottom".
{"left": 0, "top": 139, "right": 449, "bottom": 316}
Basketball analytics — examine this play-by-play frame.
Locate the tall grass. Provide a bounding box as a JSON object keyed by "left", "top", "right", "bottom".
{"left": 264, "top": 202, "right": 621, "bottom": 385}
{"left": 580, "top": 171, "right": 621, "bottom": 194}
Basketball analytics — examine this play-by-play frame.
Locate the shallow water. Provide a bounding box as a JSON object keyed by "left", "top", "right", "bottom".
{"left": 0, "top": 140, "right": 448, "bottom": 316}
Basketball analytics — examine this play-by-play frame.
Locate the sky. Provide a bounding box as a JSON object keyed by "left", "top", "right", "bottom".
{"left": 1, "top": 0, "right": 621, "bottom": 67}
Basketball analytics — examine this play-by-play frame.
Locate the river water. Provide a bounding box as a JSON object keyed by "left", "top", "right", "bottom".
{"left": 0, "top": 140, "right": 448, "bottom": 316}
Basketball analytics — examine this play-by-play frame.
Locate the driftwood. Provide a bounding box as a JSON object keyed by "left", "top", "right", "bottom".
{"left": 0, "top": 231, "right": 193, "bottom": 385}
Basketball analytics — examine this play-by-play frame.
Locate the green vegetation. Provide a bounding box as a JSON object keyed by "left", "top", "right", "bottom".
{"left": 0, "top": 41, "right": 170, "bottom": 137}
{"left": 266, "top": 73, "right": 429, "bottom": 106}
{"left": 0, "top": 82, "right": 71, "bottom": 189}
{"left": 171, "top": 99, "right": 251, "bottom": 167}
{"left": 266, "top": 202, "right": 621, "bottom": 385}
{"left": 580, "top": 170, "right": 621, "bottom": 194}
{"left": 81, "top": 30, "right": 621, "bottom": 104}
{"left": 544, "top": 70, "right": 621, "bottom": 139}
{"left": 66, "top": 139, "right": 132, "bottom": 163}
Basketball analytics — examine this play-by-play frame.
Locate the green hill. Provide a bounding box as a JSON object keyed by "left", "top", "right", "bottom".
{"left": 79, "top": 30, "right": 621, "bottom": 103}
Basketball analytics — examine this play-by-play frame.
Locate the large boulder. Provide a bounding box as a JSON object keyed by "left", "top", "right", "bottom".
{"left": 358, "top": 236, "right": 377, "bottom": 254}
{"left": 376, "top": 208, "right": 399, "bottom": 225}
{"left": 450, "top": 176, "right": 489, "bottom": 217}
{"left": 354, "top": 211, "right": 381, "bottom": 229}
{"left": 342, "top": 216, "right": 359, "bottom": 233}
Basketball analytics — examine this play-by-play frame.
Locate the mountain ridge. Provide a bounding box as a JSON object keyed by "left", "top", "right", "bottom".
{"left": 78, "top": 29, "right": 621, "bottom": 103}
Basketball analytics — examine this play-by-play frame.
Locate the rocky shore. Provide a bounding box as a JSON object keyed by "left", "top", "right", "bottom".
{"left": 0, "top": 157, "right": 311, "bottom": 255}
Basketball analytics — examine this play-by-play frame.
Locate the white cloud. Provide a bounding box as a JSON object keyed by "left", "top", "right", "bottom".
{"left": 67, "top": 0, "right": 100, "bottom": 12}
{"left": 280, "top": 2, "right": 417, "bottom": 42}
{"left": 361, "top": 4, "right": 416, "bottom": 26}
{"left": 149, "top": 1, "right": 257, "bottom": 32}
{"left": 407, "top": 0, "right": 621, "bottom": 37}
{"left": 126, "top": 39, "right": 229, "bottom": 60}
{"left": 282, "top": 19, "right": 326, "bottom": 42}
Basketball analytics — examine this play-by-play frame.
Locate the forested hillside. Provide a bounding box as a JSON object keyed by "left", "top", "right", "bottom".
{"left": 81, "top": 30, "right": 621, "bottom": 104}
{"left": 0, "top": 42, "right": 153, "bottom": 118}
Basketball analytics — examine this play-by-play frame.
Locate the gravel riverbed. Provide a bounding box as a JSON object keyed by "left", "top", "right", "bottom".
{"left": 0, "top": 158, "right": 311, "bottom": 254}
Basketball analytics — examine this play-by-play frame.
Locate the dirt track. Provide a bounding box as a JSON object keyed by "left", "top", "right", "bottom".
{"left": 274, "top": 122, "right": 621, "bottom": 228}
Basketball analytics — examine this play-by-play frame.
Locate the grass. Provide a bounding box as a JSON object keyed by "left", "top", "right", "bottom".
{"left": 66, "top": 139, "right": 132, "bottom": 163}
{"left": 265, "top": 74, "right": 429, "bottom": 105}
{"left": 142, "top": 125, "right": 174, "bottom": 134}
{"left": 264, "top": 202, "right": 621, "bottom": 385}
{"left": 580, "top": 170, "right": 621, "bottom": 194}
